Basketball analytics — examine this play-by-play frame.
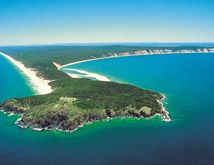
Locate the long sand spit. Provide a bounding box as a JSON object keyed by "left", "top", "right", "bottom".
{"left": 62, "top": 68, "right": 110, "bottom": 82}
{"left": 0, "top": 52, "right": 52, "bottom": 95}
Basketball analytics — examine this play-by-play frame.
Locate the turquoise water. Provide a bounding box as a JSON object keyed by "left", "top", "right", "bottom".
{"left": 0, "top": 56, "right": 35, "bottom": 102}
{"left": 1, "top": 54, "right": 214, "bottom": 164}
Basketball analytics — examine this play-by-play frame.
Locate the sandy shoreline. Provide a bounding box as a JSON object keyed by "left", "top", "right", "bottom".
{"left": 0, "top": 52, "right": 52, "bottom": 95}
{"left": 60, "top": 51, "right": 213, "bottom": 83}
{"left": 60, "top": 51, "right": 213, "bottom": 69}
{"left": 62, "top": 68, "right": 110, "bottom": 81}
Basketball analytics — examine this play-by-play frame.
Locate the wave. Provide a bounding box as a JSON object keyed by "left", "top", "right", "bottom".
{"left": 62, "top": 68, "right": 110, "bottom": 82}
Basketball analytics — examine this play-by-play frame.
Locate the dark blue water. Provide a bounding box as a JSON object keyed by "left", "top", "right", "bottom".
{"left": 62, "top": 53, "right": 214, "bottom": 164}
{"left": 0, "top": 53, "right": 214, "bottom": 165}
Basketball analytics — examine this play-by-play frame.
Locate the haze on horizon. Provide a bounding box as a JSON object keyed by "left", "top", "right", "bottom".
{"left": 0, "top": 0, "right": 214, "bottom": 46}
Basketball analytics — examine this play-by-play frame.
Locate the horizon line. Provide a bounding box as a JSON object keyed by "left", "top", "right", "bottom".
{"left": 1, "top": 41, "right": 214, "bottom": 47}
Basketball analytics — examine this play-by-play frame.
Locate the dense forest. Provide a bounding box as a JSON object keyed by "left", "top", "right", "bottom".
{"left": 2, "top": 45, "right": 201, "bottom": 131}
{"left": 1, "top": 78, "right": 165, "bottom": 131}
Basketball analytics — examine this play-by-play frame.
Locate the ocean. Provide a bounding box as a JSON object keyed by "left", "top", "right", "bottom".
{"left": 0, "top": 53, "right": 214, "bottom": 165}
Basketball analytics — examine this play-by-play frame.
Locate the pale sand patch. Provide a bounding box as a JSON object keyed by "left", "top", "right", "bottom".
{"left": 62, "top": 68, "right": 110, "bottom": 82}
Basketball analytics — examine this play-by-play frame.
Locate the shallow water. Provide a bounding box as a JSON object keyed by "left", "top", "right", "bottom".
{"left": 1, "top": 53, "right": 214, "bottom": 165}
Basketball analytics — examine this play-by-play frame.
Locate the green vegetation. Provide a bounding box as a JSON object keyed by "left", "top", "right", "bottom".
{"left": 0, "top": 45, "right": 173, "bottom": 131}
{"left": 1, "top": 78, "right": 163, "bottom": 131}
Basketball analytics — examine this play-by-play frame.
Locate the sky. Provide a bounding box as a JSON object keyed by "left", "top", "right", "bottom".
{"left": 0, "top": 0, "right": 214, "bottom": 45}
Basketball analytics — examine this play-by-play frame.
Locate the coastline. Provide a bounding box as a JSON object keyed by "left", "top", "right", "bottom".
{"left": 1, "top": 93, "right": 170, "bottom": 133}
{"left": 0, "top": 50, "right": 172, "bottom": 133}
{"left": 157, "top": 94, "right": 171, "bottom": 122}
{"left": 0, "top": 110, "right": 165, "bottom": 133}
{"left": 60, "top": 51, "right": 214, "bottom": 69}
{"left": 62, "top": 68, "right": 111, "bottom": 81}
{"left": 0, "top": 52, "right": 52, "bottom": 95}
{"left": 60, "top": 53, "right": 172, "bottom": 125}
{"left": 3, "top": 99, "right": 170, "bottom": 133}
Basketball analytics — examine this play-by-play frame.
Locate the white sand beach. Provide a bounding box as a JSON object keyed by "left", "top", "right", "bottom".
{"left": 60, "top": 56, "right": 126, "bottom": 69}
{"left": 0, "top": 52, "right": 52, "bottom": 95}
{"left": 60, "top": 49, "right": 214, "bottom": 69}
{"left": 62, "top": 68, "right": 110, "bottom": 81}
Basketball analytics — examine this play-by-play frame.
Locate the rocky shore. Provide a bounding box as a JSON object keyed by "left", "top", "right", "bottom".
{"left": 0, "top": 92, "right": 170, "bottom": 132}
